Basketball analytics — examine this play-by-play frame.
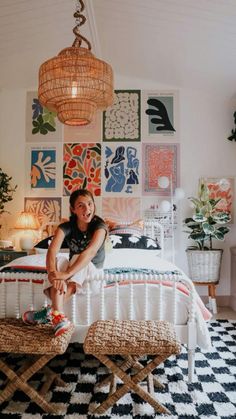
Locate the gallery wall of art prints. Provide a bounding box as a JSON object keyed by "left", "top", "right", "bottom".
{"left": 24, "top": 90, "right": 181, "bottom": 239}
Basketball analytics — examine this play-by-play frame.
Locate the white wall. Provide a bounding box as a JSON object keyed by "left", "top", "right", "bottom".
{"left": 0, "top": 79, "right": 235, "bottom": 298}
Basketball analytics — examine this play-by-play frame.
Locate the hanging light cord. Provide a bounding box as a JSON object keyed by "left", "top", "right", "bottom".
{"left": 72, "top": 0, "right": 91, "bottom": 50}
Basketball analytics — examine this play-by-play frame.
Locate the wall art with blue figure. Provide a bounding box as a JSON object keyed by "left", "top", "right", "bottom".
{"left": 102, "top": 143, "right": 141, "bottom": 196}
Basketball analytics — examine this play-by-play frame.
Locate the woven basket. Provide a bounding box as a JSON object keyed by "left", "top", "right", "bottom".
{"left": 186, "top": 249, "right": 223, "bottom": 283}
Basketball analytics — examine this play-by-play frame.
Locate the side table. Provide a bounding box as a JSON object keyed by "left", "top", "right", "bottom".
{"left": 0, "top": 250, "right": 28, "bottom": 267}
{"left": 193, "top": 281, "right": 218, "bottom": 314}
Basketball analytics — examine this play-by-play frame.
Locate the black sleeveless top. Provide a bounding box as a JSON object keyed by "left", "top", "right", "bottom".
{"left": 58, "top": 215, "right": 107, "bottom": 268}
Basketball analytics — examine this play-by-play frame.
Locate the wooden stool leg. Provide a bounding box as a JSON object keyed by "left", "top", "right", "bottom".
{"left": 208, "top": 284, "right": 217, "bottom": 314}
{"left": 0, "top": 355, "right": 59, "bottom": 414}
{"left": 93, "top": 354, "right": 170, "bottom": 415}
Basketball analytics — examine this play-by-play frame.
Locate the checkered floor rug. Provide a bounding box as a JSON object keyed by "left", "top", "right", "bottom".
{"left": 0, "top": 319, "right": 235, "bottom": 419}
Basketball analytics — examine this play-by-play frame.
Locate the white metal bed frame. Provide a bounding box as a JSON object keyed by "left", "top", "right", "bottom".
{"left": 0, "top": 219, "right": 198, "bottom": 382}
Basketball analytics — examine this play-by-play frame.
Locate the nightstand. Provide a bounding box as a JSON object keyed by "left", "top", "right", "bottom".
{"left": 0, "top": 250, "right": 28, "bottom": 267}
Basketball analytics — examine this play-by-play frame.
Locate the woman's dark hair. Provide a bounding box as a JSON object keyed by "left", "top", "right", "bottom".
{"left": 69, "top": 189, "right": 95, "bottom": 220}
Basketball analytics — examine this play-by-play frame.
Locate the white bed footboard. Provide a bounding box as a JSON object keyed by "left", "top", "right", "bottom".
{"left": 0, "top": 271, "right": 197, "bottom": 381}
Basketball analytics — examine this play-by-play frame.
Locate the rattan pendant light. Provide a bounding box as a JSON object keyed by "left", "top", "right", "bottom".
{"left": 38, "top": 0, "right": 114, "bottom": 126}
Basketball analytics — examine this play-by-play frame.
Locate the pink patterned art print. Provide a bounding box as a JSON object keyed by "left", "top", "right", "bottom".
{"left": 63, "top": 143, "right": 101, "bottom": 196}
{"left": 143, "top": 143, "right": 180, "bottom": 196}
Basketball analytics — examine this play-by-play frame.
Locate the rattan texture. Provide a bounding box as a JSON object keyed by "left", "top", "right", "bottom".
{"left": 38, "top": 47, "right": 114, "bottom": 126}
{"left": 0, "top": 318, "right": 74, "bottom": 355}
{"left": 84, "top": 320, "right": 181, "bottom": 356}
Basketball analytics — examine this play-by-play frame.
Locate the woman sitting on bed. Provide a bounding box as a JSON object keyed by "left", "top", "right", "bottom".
{"left": 22, "top": 189, "right": 108, "bottom": 336}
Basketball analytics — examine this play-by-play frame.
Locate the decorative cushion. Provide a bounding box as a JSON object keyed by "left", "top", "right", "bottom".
{"left": 34, "top": 236, "right": 69, "bottom": 253}
{"left": 109, "top": 233, "right": 161, "bottom": 250}
{"left": 105, "top": 219, "right": 144, "bottom": 236}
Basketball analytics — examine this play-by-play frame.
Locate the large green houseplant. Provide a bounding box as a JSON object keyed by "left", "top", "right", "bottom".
{"left": 0, "top": 168, "right": 17, "bottom": 215}
{"left": 184, "top": 180, "right": 230, "bottom": 283}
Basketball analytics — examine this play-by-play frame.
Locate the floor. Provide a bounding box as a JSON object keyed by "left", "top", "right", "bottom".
{"left": 212, "top": 306, "right": 236, "bottom": 320}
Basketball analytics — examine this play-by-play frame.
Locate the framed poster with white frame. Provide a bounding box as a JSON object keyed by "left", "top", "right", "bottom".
{"left": 101, "top": 142, "right": 141, "bottom": 197}
{"left": 25, "top": 143, "right": 62, "bottom": 197}
{"left": 141, "top": 90, "right": 179, "bottom": 142}
{"left": 202, "top": 176, "right": 234, "bottom": 222}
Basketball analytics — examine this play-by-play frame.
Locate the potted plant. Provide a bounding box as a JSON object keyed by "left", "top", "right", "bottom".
{"left": 0, "top": 168, "right": 17, "bottom": 215}
{"left": 184, "top": 180, "right": 230, "bottom": 283}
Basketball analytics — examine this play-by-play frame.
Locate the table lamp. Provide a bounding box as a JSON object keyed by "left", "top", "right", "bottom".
{"left": 14, "top": 211, "right": 40, "bottom": 250}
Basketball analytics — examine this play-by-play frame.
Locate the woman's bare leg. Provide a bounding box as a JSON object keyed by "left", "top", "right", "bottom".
{"left": 49, "top": 282, "right": 77, "bottom": 312}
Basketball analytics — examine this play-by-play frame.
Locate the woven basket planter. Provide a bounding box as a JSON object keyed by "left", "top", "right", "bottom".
{"left": 186, "top": 249, "right": 223, "bottom": 283}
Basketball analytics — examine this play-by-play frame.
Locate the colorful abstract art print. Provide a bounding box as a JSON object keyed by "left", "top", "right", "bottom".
{"left": 63, "top": 143, "right": 101, "bottom": 196}
{"left": 203, "top": 177, "right": 234, "bottom": 220}
{"left": 142, "top": 90, "right": 179, "bottom": 142}
{"left": 25, "top": 91, "right": 62, "bottom": 142}
{"left": 64, "top": 111, "right": 102, "bottom": 142}
{"left": 24, "top": 197, "right": 61, "bottom": 227}
{"left": 25, "top": 144, "right": 62, "bottom": 197}
{"left": 103, "top": 90, "right": 141, "bottom": 142}
{"left": 142, "top": 143, "right": 180, "bottom": 196}
{"left": 102, "top": 143, "right": 141, "bottom": 197}
{"left": 102, "top": 197, "right": 141, "bottom": 221}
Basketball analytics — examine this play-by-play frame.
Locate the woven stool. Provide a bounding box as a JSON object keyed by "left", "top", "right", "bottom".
{"left": 84, "top": 320, "right": 181, "bottom": 415}
{"left": 0, "top": 318, "right": 74, "bottom": 414}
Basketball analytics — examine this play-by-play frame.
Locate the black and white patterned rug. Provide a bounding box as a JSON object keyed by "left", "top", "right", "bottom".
{"left": 0, "top": 319, "right": 236, "bottom": 419}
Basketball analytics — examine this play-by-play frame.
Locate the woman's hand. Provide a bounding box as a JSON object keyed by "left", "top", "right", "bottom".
{"left": 52, "top": 278, "right": 67, "bottom": 294}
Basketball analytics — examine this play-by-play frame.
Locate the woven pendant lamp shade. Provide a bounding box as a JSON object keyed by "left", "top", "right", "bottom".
{"left": 38, "top": 1, "right": 114, "bottom": 126}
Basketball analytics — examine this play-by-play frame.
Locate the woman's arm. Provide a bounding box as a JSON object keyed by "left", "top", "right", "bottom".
{"left": 46, "top": 227, "right": 66, "bottom": 279}
{"left": 52, "top": 228, "right": 106, "bottom": 281}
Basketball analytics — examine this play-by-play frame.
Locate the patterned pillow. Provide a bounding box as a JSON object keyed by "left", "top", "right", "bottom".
{"left": 105, "top": 219, "right": 144, "bottom": 236}
{"left": 109, "top": 233, "right": 161, "bottom": 250}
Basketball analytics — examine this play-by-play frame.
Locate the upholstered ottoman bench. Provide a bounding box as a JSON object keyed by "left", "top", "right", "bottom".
{"left": 84, "top": 319, "right": 181, "bottom": 415}
{"left": 0, "top": 318, "right": 74, "bottom": 414}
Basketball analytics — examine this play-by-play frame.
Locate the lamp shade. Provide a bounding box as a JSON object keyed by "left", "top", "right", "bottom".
{"left": 14, "top": 212, "right": 39, "bottom": 230}
{"left": 38, "top": 47, "right": 114, "bottom": 126}
{"left": 38, "top": 0, "right": 114, "bottom": 126}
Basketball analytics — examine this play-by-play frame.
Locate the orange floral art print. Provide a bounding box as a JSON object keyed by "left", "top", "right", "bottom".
{"left": 63, "top": 143, "right": 101, "bottom": 196}
{"left": 204, "top": 177, "right": 234, "bottom": 218}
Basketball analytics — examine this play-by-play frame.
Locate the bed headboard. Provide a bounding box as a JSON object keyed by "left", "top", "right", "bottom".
{"left": 39, "top": 218, "right": 165, "bottom": 258}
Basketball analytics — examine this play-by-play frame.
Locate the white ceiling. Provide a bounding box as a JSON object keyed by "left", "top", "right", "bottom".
{"left": 0, "top": 0, "right": 236, "bottom": 95}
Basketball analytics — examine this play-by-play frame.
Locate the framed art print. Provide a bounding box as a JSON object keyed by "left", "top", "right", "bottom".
{"left": 24, "top": 197, "right": 62, "bottom": 226}
{"left": 102, "top": 197, "right": 141, "bottom": 221}
{"left": 142, "top": 90, "right": 179, "bottom": 142}
{"left": 102, "top": 143, "right": 141, "bottom": 197}
{"left": 63, "top": 143, "right": 101, "bottom": 196}
{"left": 25, "top": 143, "right": 62, "bottom": 197}
{"left": 203, "top": 177, "right": 234, "bottom": 221}
{"left": 26, "top": 91, "right": 62, "bottom": 142}
{"left": 142, "top": 143, "right": 180, "bottom": 196}
{"left": 103, "top": 90, "right": 141, "bottom": 142}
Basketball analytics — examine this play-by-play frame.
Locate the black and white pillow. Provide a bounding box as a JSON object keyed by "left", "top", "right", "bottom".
{"left": 109, "top": 233, "right": 161, "bottom": 250}
{"left": 34, "top": 236, "right": 69, "bottom": 253}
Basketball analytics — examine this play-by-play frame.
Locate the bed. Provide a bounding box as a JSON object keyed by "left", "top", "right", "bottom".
{"left": 0, "top": 219, "right": 212, "bottom": 382}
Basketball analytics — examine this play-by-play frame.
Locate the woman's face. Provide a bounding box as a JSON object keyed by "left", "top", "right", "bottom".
{"left": 71, "top": 195, "right": 95, "bottom": 224}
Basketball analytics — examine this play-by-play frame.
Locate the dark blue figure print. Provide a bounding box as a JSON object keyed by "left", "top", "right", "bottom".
{"left": 145, "top": 98, "right": 175, "bottom": 132}
{"left": 126, "top": 146, "right": 139, "bottom": 175}
{"left": 127, "top": 169, "right": 139, "bottom": 184}
{"left": 105, "top": 162, "right": 125, "bottom": 192}
{"left": 228, "top": 111, "right": 236, "bottom": 142}
{"left": 111, "top": 146, "right": 125, "bottom": 164}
